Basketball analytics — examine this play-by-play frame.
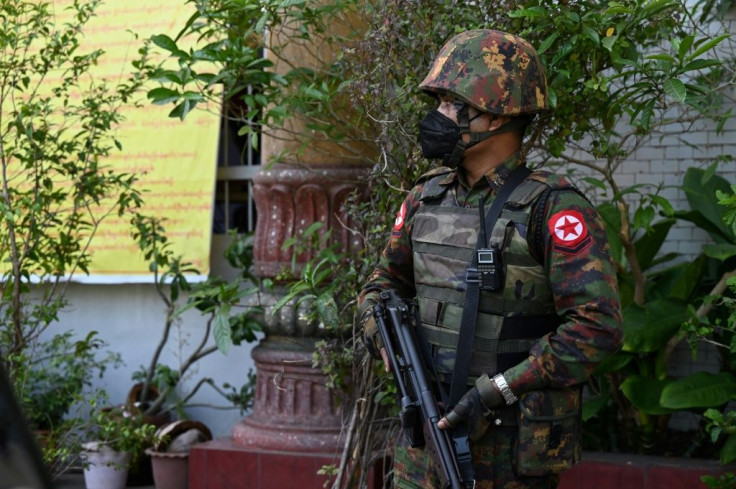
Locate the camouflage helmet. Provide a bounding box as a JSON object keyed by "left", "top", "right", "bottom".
{"left": 419, "top": 29, "right": 549, "bottom": 116}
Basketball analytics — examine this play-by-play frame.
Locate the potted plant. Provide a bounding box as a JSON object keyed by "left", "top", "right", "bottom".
{"left": 5, "top": 331, "right": 122, "bottom": 479}
{"left": 126, "top": 218, "right": 262, "bottom": 421}
{"left": 0, "top": 0, "right": 152, "bottom": 481}
{"left": 82, "top": 401, "right": 155, "bottom": 489}
{"left": 115, "top": 220, "right": 259, "bottom": 487}
{"left": 146, "top": 420, "right": 213, "bottom": 489}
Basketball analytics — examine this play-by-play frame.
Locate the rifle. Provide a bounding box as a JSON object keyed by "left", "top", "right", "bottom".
{"left": 372, "top": 289, "right": 474, "bottom": 489}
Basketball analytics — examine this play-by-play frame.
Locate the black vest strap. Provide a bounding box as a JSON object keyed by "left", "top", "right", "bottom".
{"left": 449, "top": 165, "right": 532, "bottom": 407}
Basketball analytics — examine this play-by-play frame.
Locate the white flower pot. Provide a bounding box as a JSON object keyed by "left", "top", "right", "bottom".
{"left": 82, "top": 442, "right": 132, "bottom": 489}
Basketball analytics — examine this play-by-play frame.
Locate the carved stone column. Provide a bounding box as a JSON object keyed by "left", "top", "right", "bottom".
{"left": 229, "top": 2, "right": 376, "bottom": 451}
{"left": 230, "top": 163, "right": 370, "bottom": 453}
{"left": 191, "top": 5, "right": 378, "bottom": 488}
{"left": 251, "top": 164, "right": 367, "bottom": 279}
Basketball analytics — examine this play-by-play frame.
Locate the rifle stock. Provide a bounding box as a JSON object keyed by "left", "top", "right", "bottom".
{"left": 373, "top": 290, "right": 473, "bottom": 489}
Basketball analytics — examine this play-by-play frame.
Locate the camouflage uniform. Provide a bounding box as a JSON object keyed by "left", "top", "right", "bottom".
{"left": 358, "top": 29, "right": 623, "bottom": 488}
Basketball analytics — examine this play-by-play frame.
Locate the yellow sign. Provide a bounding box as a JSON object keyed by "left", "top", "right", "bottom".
{"left": 54, "top": 0, "right": 220, "bottom": 282}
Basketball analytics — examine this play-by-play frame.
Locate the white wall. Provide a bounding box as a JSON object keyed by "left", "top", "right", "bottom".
{"left": 54, "top": 282, "right": 258, "bottom": 438}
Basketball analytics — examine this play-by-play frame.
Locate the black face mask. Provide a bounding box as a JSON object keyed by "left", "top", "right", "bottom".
{"left": 418, "top": 109, "right": 461, "bottom": 160}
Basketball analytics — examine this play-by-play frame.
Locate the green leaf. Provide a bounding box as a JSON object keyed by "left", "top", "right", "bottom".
{"left": 681, "top": 58, "right": 721, "bottom": 72}
{"left": 537, "top": 33, "right": 559, "bottom": 55}
{"left": 677, "top": 35, "right": 694, "bottom": 61}
{"left": 151, "top": 34, "right": 179, "bottom": 53}
{"left": 601, "top": 34, "right": 618, "bottom": 52}
{"left": 551, "top": 37, "right": 577, "bottom": 66}
{"left": 315, "top": 293, "right": 338, "bottom": 327}
{"left": 508, "top": 6, "right": 548, "bottom": 18}
{"left": 702, "top": 161, "right": 719, "bottom": 183}
{"left": 174, "top": 10, "right": 201, "bottom": 42}
{"left": 182, "top": 91, "right": 204, "bottom": 102}
{"left": 582, "top": 25, "right": 600, "bottom": 45}
{"left": 681, "top": 167, "right": 734, "bottom": 242}
{"left": 606, "top": 4, "right": 633, "bottom": 15}
{"left": 303, "top": 221, "right": 324, "bottom": 238}
{"left": 597, "top": 202, "right": 623, "bottom": 264}
{"left": 213, "top": 305, "right": 233, "bottom": 354}
{"left": 660, "top": 372, "right": 736, "bottom": 409}
{"left": 622, "top": 298, "right": 688, "bottom": 353}
{"left": 582, "top": 395, "right": 607, "bottom": 421}
{"left": 703, "top": 244, "right": 736, "bottom": 261}
{"left": 169, "top": 100, "right": 196, "bottom": 120}
{"left": 634, "top": 218, "right": 675, "bottom": 271}
{"left": 595, "top": 352, "right": 633, "bottom": 374}
{"left": 656, "top": 256, "right": 706, "bottom": 301}
{"left": 633, "top": 205, "right": 656, "bottom": 231}
{"left": 675, "top": 210, "right": 731, "bottom": 244}
{"left": 722, "top": 434, "right": 736, "bottom": 465}
{"left": 640, "top": 0, "right": 677, "bottom": 18}
{"left": 621, "top": 376, "right": 676, "bottom": 415}
{"left": 147, "top": 87, "right": 180, "bottom": 105}
{"left": 687, "top": 34, "right": 731, "bottom": 61}
{"left": 646, "top": 53, "right": 675, "bottom": 62}
{"left": 582, "top": 176, "right": 607, "bottom": 192}
{"left": 663, "top": 78, "right": 687, "bottom": 103}
{"left": 638, "top": 98, "right": 656, "bottom": 131}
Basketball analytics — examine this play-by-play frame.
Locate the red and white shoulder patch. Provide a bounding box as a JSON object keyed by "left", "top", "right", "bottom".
{"left": 392, "top": 202, "right": 407, "bottom": 238}
{"left": 547, "top": 209, "right": 592, "bottom": 254}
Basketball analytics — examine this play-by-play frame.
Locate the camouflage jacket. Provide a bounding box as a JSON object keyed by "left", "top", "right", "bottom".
{"left": 358, "top": 152, "right": 623, "bottom": 394}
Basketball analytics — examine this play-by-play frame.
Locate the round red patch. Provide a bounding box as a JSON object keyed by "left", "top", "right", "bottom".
{"left": 548, "top": 210, "right": 588, "bottom": 247}
{"left": 393, "top": 202, "right": 407, "bottom": 231}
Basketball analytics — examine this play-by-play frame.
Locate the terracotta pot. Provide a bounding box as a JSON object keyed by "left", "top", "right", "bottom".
{"left": 146, "top": 449, "right": 189, "bottom": 489}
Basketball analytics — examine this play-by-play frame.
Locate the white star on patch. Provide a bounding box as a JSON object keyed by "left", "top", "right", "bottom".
{"left": 547, "top": 209, "right": 590, "bottom": 253}
{"left": 553, "top": 214, "right": 584, "bottom": 242}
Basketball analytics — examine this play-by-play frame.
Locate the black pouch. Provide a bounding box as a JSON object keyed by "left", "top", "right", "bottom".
{"left": 513, "top": 386, "right": 582, "bottom": 476}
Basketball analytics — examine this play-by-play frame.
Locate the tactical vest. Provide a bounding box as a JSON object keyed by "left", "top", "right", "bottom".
{"left": 412, "top": 172, "right": 562, "bottom": 385}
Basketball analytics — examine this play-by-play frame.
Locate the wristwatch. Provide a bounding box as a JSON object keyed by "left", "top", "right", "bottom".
{"left": 492, "top": 373, "right": 518, "bottom": 405}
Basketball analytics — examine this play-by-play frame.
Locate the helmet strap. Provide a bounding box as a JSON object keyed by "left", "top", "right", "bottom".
{"left": 442, "top": 107, "right": 529, "bottom": 168}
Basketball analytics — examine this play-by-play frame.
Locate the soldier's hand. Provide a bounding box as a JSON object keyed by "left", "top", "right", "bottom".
{"left": 437, "top": 387, "right": 491, "bottom": 441}
{"left": 362, "top": 311, "right": 390, "bottom": 372}
{"left": 380, "top": 348, "right": 391, "bottom": 373}
{"left": 438, "top": 374, "right": 505, "bottom": 441}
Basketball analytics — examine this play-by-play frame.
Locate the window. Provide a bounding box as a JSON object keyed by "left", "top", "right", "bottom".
{"left": 210, "top": 102, "right": 260, "bottom": 279}
{"left": 213, "top": 114, "right": 260, "bottom": 234}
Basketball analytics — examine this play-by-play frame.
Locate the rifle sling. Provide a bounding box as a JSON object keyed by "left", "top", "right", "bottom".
{"left": 449, "top": 165, "right": 532, "bottom": 408}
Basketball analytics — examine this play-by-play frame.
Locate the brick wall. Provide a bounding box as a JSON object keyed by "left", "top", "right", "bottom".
{"left": 535, "top": 14, "right": 736, "bottom": 430}
{"left": 624, "top": 113, "right": 736, "bottom": 260}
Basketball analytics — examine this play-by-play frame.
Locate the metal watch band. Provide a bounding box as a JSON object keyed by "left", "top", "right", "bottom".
{"left": 492, "top": 373, "right": 518, "bottom": 405}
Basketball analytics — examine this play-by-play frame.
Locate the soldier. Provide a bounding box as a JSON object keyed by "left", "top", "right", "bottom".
{"left": 357, "top": 29, "right": 623, "bottom": 488}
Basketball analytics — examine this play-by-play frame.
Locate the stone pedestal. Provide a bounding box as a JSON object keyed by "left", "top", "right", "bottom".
{"left": 190, "top": 162, "right": 374, "bottom": 488}
{"left": 231, "top": 340, "right": 343, "bottom": 452}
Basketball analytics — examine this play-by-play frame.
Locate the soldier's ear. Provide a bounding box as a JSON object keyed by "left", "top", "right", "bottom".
{"left": 488, "top": 115, "right": 511, "bottom": 131}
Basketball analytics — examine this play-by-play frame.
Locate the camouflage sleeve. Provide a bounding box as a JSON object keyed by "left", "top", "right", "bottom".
{"left": 357, "top": 186, "right": 423, "bottom": 320}
{"left": 504, "top": 189, "right": 623, "bottom": 393}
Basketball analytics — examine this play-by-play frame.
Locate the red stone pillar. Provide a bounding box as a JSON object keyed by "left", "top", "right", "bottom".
{"left": 190, "top": 163, "right": 373, "bottom": 489}
{"left": 190, "top": 4, "right": 377, "bottom": 487}
{"left": 231, "top": 163, "right": 369, "bottom": 453}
